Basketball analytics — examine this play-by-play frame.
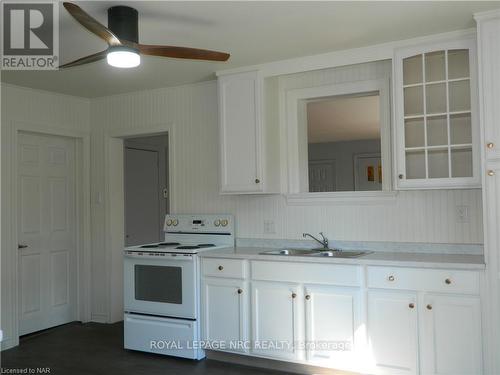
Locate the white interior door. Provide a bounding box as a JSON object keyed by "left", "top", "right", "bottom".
{"left": 125, "top": 147, "right": 161, "bottom": 246}
{"left": 308, "top": 160, "right": 336, "bottom": 192}
{"left": 18, "top": 132, "right": 77, "bottom": 335}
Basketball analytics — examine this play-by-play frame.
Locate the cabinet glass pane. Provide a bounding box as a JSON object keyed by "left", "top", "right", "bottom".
{"left": 426, "top": 83, "right": 447, "bottom": 114}
{"left": 403, "top": 55, "right": 423, "bottom": 85}
{"left": 425, "top": 51, "right": 446, "bottom": 82}
{"left": 428, "top": 149, "right": 449, "bottom": 178}
{"left": 406, "top": 150, "right": 426, "bottom": 179}
{"left": 450, "top": 113, "right": 472, "bottom": 144}
{"left": 449, "top": 80, "right": 471, "bottom": 112}
{"left": 427, "top": 115, "right": 448, "bottom": 146}
{"left": 405, "top": 118, "right": 425, "bottom": 148}
{"left": 448, "top": 49, "right": 469, "bottom": 79}
{"left": 404, "top": 86, "right": 423, "bottom": 116}
{"left": 451, "top": 147, "right": 473, "bottom": 177}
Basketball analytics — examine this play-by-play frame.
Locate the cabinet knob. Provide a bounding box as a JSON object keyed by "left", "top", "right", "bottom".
{"left": 388, "top": 275, "right": 395, "bottom": 282}
{"left": 291, "top": 293, "right": 297, "bottom": 299}
{"left": 305, "top": 295, "right": 311, "bottom": 300}
{"left": 445, "top": 278, "right": 452, "bottom": 285}
{"left": 409, "top": 303, "right": 415, "bottom": 309}
{"left": 426, "top": 304, "right": 433, "bottom": 310}
{"left": 237, "top": 288, "right": 243, "bottom": 294}
{"left": 255, "top": 178, "right": 260, "bottom": 184}
{"left": 487, "top": 142, "right": 495, "bottom": 149}
{"left": 218, "top": 265, "right": 223, "bottom": 271}
{"left": 398, "top": 174, "right": 404, "bottom": 179}
{"left": 488, "top": 170, "right": 495, "bottom": 176}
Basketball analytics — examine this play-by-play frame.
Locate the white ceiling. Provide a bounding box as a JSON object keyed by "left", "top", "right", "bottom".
{"left": 307, "top": 94, "right": 380, "bottom": 143}
{"left": 2, "top": 1, "right": 499, "bottom": 98}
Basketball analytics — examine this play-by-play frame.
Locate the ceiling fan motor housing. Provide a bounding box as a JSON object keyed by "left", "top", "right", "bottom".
{"left": 108, "top": 6, "right": 138, "bottom": 43}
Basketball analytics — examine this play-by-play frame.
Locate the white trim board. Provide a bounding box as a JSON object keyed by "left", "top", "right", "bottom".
{"left": 216, "top": 29, "right": 476, "bottom": 78}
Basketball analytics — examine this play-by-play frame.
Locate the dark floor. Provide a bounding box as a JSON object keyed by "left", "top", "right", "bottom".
{"left": 1, "top": 322, "right": 284, "bottom": 375}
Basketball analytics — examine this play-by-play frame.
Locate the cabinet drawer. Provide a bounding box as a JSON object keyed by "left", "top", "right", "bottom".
{"left": 251, "top": 261, "right": 361, "bottom": 286}
{"left": 367, "top": 266, "right": 480, "bottom": 295}
{"left": 202, "top": 258, "right": 246, "bottom": 279}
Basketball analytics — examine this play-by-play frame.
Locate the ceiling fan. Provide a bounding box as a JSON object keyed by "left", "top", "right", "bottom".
{"left": 61, "top": 2, "right": 230, "bottom": 69}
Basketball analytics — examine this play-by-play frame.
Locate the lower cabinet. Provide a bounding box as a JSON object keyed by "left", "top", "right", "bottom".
{"left": 201, "top": 278, "right": 248, "bottom": 353}
{"left": 304, "top": 285, "right": 361, "bottom": 366}
{"left": 420, "top": 294, "right": 482, "bottom": 375}
{"left": 201, "top": 259, "right": 484, "bottom": 374}
{"left": 368, "top": 291, "right": 483, "bottom": 375}
{"left": 367, "top": 291, "right": 419, "bottom": 375}
{"left": 251, "top": 281, "right": 301, "bottom": 360}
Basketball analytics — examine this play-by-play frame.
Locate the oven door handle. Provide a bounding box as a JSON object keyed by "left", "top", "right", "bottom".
{"left": 124, "top": 253, "right": 194, "bottom": 261}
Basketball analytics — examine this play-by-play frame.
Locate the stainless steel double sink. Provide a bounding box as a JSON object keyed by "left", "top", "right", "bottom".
{"left": 259, "top": 248, "right": 371, "bottom": 258}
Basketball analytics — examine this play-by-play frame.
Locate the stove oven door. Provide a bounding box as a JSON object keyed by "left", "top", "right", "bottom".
{"left": 124, "top": 253, "right": 197, "bottom": 319}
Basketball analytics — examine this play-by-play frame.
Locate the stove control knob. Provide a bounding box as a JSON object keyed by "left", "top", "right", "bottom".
{"left": 172, "top": 219, "right": 179, "bottom": 226}
{"left": 214, "top": 220, "right": 221, "bottom": 227}
{"left": 221, "top": 219, "right": 229, "bottom": 227}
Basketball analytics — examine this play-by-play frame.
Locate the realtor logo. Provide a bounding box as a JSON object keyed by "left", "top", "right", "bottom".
{"left": 1, "top": 1, "right": 59, "bottom": 70}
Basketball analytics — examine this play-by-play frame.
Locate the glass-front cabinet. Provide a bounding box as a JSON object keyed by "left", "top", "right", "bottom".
{"left": 394, "top": 38, "right": 480, "bottom": 189}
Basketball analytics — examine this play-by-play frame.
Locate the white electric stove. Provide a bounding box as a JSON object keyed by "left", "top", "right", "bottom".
{"left": 123, "top": 214, "right": 234, "bottom": 360}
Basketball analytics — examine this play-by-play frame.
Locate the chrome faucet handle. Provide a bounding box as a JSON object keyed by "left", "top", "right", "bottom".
{"left": 319, "top": 232, "right": 329, "bottom": 248}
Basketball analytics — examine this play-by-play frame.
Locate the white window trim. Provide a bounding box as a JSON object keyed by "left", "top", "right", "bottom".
{"left": 284, "top": 78, "right": 393, "bottom": 204}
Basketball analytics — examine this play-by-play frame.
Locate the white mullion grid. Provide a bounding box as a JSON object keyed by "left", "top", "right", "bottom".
{"left": 445, "top": 50, "right": 452, "bottom": 178}
{"left": 422, "top": 53, "right": 429, "bottom": 179}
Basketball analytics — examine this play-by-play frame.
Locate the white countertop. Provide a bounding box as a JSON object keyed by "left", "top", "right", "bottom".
{"left": 200, "top": 247, "right": 485, "bottom": 270}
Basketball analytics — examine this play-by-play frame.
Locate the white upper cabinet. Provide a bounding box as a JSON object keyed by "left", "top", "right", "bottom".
{"left": 393, "top": 37, "right": 481, "bottom": 189}
{"left": 218, "top": 70, "right": 280, "bottom": 194}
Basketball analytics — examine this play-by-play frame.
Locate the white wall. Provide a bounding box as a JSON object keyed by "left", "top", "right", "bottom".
{"left": 1, "top": 84, "right": 90, "bottom": 349}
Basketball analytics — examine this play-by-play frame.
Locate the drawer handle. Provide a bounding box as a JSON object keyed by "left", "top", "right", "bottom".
{"left": 291, "top": 293, "right": 297, "bottom": 299}
{"left": 388, "top": 275, "right": 395, "bottom": 282}
{"left": 237, "top": 288, "right": 243, "bottom": 295}
{"left": 445, "top": 278, "right": 452, "bottom": 285}
{"left": 305, "top": 295, "right": 311, "bottom": 300}
{"left": 426, "top": 304, "right": 433, "bottom": 310}
{"left": 409, "top": 303, "right": 415, "bottom": 309}
{"left": 218, "top": 265, "right": 224, "bottom": 271}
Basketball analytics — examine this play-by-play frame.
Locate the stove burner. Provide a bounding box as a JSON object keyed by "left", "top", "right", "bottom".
{"left": 176, "top": 245, "right": 200, "bottom": 250}
{"left": 140, "top": 244, "right": 159, "bottom": 248}
{"left": 197, "top": 244, "right": 216, "bottom": 248}
{"left": 158, "top": 242, "right": 181, "bottom": 246}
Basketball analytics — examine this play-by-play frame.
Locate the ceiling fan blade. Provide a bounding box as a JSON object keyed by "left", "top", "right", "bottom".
{"left": 137, "top": 44, "right": 230, "bottom": 62}
{"left": 63, "top": 2, "right": 121, "bottom": 46}
{"left": 59, "top": 50, "right": 108, "bottom": 69}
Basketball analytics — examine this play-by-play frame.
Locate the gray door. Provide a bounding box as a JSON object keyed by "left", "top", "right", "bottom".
{"left": 125, "top": 148, "right": 161, "bottom": 246}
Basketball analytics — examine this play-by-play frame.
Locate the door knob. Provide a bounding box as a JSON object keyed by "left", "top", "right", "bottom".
{"left": 487, "top": 142, "right": 494, "bottom": 149}
{"left": 488, "top": 170, "right": 495, "bottom": 176}
{"left": 18, "top": 244, "right": 28, "bottom": 249}
{"left": 291, "top": 293, "right": 297, "bottom": 299}
{"left": 426, "top": 304, "right": 433, "bottom": 310}
{"left": 218, "top": 265, "right": 224, "bottom": 271}
{"left": 409, "top": 303, "right": 415, "bottom": 309}
{"left": 237, "top": 289, "right": 243, "bottom": 295}
{"left": 305, "top": 295, "right": 311, "bottom": 300}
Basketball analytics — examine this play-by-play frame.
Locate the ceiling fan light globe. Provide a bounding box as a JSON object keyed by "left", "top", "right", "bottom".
{"left": 107, "top": 47, "right": 140, "bottom": 68}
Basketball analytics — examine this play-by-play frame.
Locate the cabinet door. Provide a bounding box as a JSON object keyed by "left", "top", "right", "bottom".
{"left": 478, "top": 17, "right": 500, "bottom": 160}
{"left": 251, "top": 281, "right": 301, "bottom": 360}
{"left": 304, "top": 285, "right": 361, "bottom": 367}
{"left": 202, "top": 278, "right": 248, "bottom": 353}
{"left": 394, "top": 38, "right": 480, "bottom": 189}
{"left": 367, "top": 291, "right": 418, "bottom": 375}
{"left": 420, "top": 294, "right": 482, "bottom": 375}
{"left": 218, "top": 71, "right": 263, "bottom": 193}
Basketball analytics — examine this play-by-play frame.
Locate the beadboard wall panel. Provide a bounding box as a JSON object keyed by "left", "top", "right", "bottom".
{"left": 1, "top": 84, "right": 90, "bottom": 349}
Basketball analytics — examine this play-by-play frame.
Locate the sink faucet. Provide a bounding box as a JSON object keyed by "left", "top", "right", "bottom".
{"left": 303, "top": 232, "right": 329, "bottom": 249}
